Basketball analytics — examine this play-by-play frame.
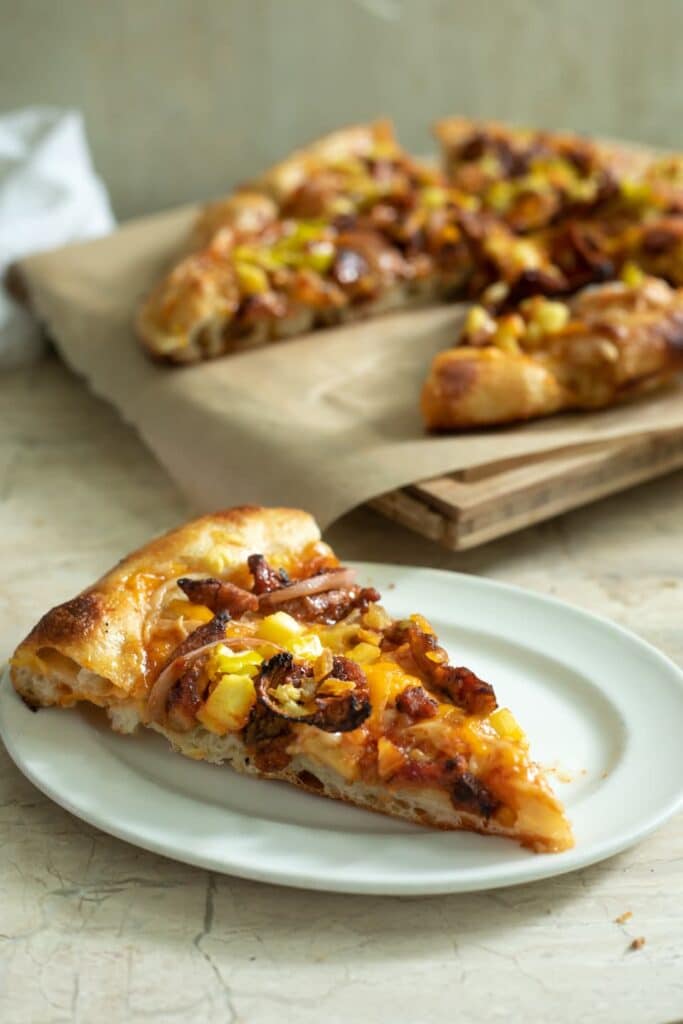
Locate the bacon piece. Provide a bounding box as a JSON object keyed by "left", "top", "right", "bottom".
{"left": 246, "top": 552, "right": 380, "bottom": 624}
{"left": 177, "top": 577, "right": 258, "bottom": 617}
{"left": 409, "top": 629, "right": 497, "bottom": 716}
{"left": 165, "top": 659, "right": 206, "bottom": 732}
{"left": 146, "top": 611, "right": 231, "bottom": 725}
{"left": 248, "top": 553, "right": 289, "bottom": 595}
{"left": 275, "top": 586, "right": 381, "bottom": 626}
{"left": 395, "top": 685, "right": 438, "bottom": 720}
{"left": 386, "top": 622, "right": 497, "bottom": 716}
{"left": 394, "top": 753, "right": 499, "bottom": 818}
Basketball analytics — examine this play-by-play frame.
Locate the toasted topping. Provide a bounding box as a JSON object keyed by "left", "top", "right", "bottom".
{"left": 395, "top": 685, "right": 438, "bottom": 720}
{"left": 248, "top": 553, "right": 289, "bottom": 594}
{"left": 388, "top": 621, "right": 497, "bottom": 715}
{"left": 177, "top": 577, "right": 258, "bottom": 616}
{"left": 257, "top": 651, "right": 371, "bottom": 732}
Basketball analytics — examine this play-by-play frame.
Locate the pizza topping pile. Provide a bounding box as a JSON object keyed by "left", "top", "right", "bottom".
{"left": 141, "top": 551, "right": 545, "bottom": 831}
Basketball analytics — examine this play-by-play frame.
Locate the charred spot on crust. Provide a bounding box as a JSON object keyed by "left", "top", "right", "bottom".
{"left": 451, "top": 771, "right": 500, "bottom": 819}
{"left": 437, "top": 357, "right": 478, "bottom": 399}
{"left": 26, "top": 591, "right": 102, "bottom": 647}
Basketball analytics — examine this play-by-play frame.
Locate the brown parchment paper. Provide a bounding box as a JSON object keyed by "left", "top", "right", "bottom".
{"left": 17, "top": 205, "right": 683, "bottom": 528}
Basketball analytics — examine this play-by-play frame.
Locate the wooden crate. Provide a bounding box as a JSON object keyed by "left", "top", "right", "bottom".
{"left": 370, "top": 429, "right": 683, "bottom": 550}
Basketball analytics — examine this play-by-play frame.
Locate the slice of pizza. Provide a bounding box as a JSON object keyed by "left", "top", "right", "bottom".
{"left": 435, "top": 115, "right": 650, "bottom": 233}
{"left": 422, "top": 272, "right": 683, "bottom": 429}
{"left": 136, "top": 121, "right": 485, "bottom": 362}
{"left": 10, "top": 506, "right": 572, "bottom": 853}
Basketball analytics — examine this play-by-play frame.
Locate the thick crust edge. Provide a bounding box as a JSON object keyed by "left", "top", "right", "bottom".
{"left": 11, "top": 506, "right": 322, "bottom": 701}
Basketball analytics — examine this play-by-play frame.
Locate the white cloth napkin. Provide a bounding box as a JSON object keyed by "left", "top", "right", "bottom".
{"left": 0, "top": 107, "right": 115, "bottom": 368}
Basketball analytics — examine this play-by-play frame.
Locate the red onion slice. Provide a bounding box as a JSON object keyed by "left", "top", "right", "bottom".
{"left": 258, "top": 568, "right": 357, "bottom": 607}
{"left": 146, "top": 634, "right": 283, "bottom": 724}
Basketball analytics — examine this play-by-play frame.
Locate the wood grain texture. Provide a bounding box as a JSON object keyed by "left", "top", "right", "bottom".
{"left": 372, "top": 428, "right": 683, "bottom": 550}
{"left": 0, "top": 355, "right": 681, "bottom": 1024}
{"left": 3, "top": 1, "right": 683, "bottom": 217}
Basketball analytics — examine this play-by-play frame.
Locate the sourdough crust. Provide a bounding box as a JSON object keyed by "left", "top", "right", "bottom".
{"left": 10, "top": 506, "right": 323, "bottom": 701}
{"left": 147, "top": 718, "right": 558, "bottom": 850}
{"left": 189, "top": 191, "right": 279, "bottom": 251}
{"left": 135, "top": 121, "right": 408, "bottom": 361}
{"left": 246, "top": 119, "right": 396, "bottom": 204}
{"left": 422, "top": 278, "right": 683, "bottom": 429}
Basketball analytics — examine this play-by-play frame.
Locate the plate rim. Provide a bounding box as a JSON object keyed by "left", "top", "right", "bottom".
{"left": 1, "top": 561, "right": 682, "bottom": 895}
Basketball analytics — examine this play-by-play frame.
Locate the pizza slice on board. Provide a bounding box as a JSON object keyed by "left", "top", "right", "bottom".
{"left": 422, "top": 272, "right": 683, "bottom": 429}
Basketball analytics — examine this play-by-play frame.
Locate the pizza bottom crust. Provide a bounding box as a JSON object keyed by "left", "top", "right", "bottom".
{"left": 148, "top": 719, "right": 565, "bottom": 851}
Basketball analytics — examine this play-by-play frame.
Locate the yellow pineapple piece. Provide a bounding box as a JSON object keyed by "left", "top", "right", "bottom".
{"left": 197, "top": 674, "right": 257, "bottom": 734}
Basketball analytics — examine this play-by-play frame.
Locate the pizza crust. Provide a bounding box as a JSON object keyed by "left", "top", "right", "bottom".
{"left": 246, "top": 120, "right": 396, "bottom": 204}
{"left": 11, "top": 506, "right": 324, "bottom": 703}
{"left": 422, "top": 277, "right": 683, "bottom": 429}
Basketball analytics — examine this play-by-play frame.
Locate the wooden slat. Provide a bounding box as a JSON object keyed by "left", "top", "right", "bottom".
{"left": 370, "top": 428, "right": 683, "bottom": 551}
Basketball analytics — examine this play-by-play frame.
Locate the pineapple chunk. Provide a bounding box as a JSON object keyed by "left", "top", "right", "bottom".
{"left": 197, "top": 674, "right": 257, "bottom": 735}
{"left": 348, "top": 641, "right": 381, "bottom": 665}
{"left": 291, "top": 633, "right": 324, "bottom": 661}
{"left": 463, "top": 304, "right": 496, "bottom": 340}
{"left": 257, "top": 611, "right": 322, "bottom": 661}
{"left": 257, "top": 611, "right": 303, "bottom": 646}
{"left": 208, "top": 645, "right": 263, "bottom": 679}
{"left": 489, "top": 706, "right": 526, "bottom": 743}
{"left": 377, "top": 737, "right": 405, "bottom": 780}
{"left": 621, "top": 261, "right": 645, "bottom": 288}
{"left": 529, "top": 298, "right": 569, "bottom": 334}
{"left": 493, "top": 314, "right": 524, "bottom": 354}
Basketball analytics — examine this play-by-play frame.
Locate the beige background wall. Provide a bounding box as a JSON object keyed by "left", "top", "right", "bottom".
{"left": 1, "top": 0, "right": 682, "bottom": 220}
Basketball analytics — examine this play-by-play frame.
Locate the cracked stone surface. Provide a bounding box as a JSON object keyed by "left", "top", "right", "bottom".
{"left": 0, "top": 355, "right": 681, "bottom": 1024}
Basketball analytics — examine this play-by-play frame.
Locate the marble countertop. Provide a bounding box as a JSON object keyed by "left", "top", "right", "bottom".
{"left": 1, "top": 355, "right": 681, "bottom": 1024}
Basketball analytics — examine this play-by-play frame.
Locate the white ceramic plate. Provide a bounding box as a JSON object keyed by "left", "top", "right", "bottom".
{"left": 2, "top": 563, "right": 682, "bottom": 895}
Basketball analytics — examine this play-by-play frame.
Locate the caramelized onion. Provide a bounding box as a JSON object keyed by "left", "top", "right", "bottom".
{"left": 258, "top": 568, "right": 357, "bottom": 606}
